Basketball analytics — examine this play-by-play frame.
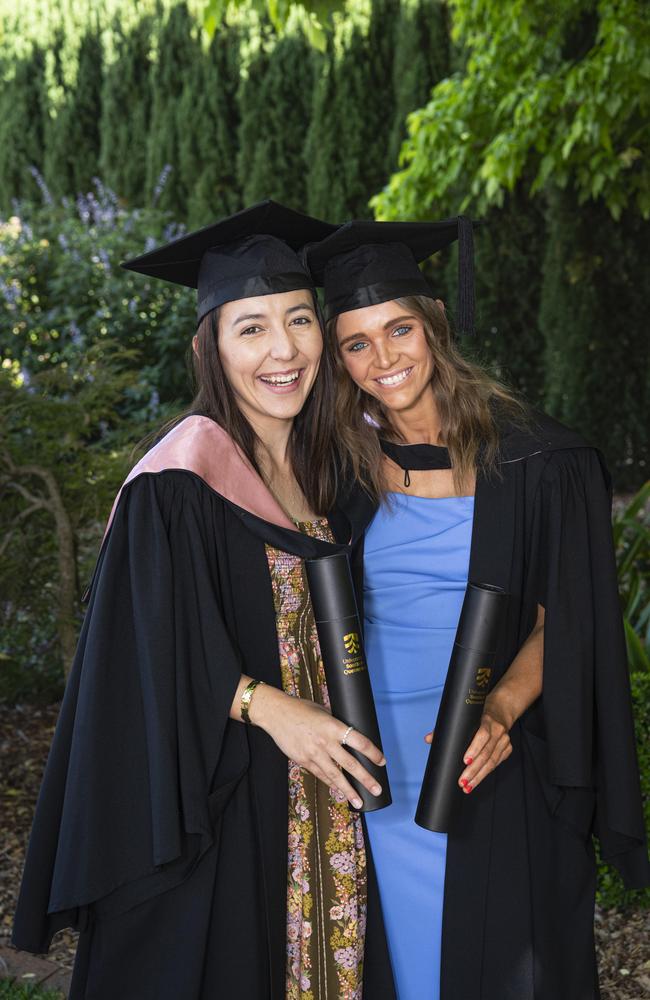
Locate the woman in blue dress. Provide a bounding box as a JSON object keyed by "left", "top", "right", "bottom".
{"left": 308, "top": 220, "right": 649, "bottom": 1000}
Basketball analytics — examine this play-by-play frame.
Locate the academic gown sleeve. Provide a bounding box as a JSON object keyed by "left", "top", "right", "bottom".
{"left": 528, "top": 447, "right": 650, "bottom": 887}
{"left": 12, "top": 471, "right": 248, "bottom": 954}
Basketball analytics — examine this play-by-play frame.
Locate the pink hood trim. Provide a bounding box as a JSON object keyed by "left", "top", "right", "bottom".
{"left": 105, "top": 415, "right": 296, "bottom": 534}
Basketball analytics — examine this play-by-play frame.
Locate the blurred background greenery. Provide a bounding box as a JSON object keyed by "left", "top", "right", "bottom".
{"left": 0, "top": 0, "right": 648, "bottom": 907}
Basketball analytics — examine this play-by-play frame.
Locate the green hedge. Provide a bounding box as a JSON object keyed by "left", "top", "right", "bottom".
{"left": 0, "top": 1, "right": 448, "bottom": 227}
{"left": 0, "top": 983, "right": 64, "bottom": 1000}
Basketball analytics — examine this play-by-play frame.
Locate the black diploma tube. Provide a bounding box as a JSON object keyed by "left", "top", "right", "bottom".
{"left": 305, "top": 552, "right": 391, "bottom": 812}
{"left": 415, "top": 582, "right": 508, "bottom": 834}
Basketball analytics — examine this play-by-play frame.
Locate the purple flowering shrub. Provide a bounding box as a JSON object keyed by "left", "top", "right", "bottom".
{"left": 0, "top": 170, "right": 194, "bottom": 420}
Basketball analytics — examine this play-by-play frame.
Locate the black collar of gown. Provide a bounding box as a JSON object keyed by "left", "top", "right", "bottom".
{"left": 379, "top": 438, "right": 452, "bottom": 471}
{"left": 379, "top": 438, "right": 452, "bottom": 486}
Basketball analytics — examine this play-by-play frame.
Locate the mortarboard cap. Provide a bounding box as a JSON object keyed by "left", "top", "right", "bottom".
{"left": 121, "top": 200, "right": 338, "bottom": 324}
{"left": 306, "top": 216, "right": 476, "bottom": 334}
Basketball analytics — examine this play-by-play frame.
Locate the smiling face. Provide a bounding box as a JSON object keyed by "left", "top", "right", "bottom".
{"left": 216, "top": 289, "right": 322, "bottom": 434}
{"left": 336, "top": 299, "right": 437, "bottom": 420}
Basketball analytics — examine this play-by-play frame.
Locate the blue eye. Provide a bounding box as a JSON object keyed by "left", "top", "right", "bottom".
{"left": 393, "top": 325, "right": 411, "bottom": 337}
{"left": 347, "top": 341, "right": 367, "bottom": 353}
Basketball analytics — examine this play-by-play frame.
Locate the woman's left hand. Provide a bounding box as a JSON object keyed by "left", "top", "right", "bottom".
{"left": 423, "top": 696, "right": 513, "bottom": 794}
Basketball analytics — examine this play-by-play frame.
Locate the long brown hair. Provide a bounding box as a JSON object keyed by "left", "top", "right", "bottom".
{"left": 329, "top": 295, "right": 526, "bottom": 499}
{"left": 153, "top": 297, "right": 339, "bottom": 514}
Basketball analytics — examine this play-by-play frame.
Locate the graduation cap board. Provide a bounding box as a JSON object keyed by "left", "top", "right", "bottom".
{"left": 306, "top": 216, "right": 477, "bottom": 334}
{"left": 121, "top": 200, "right": 339, "bottom": 324}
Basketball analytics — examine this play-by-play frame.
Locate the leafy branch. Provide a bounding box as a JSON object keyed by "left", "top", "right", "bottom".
{"left": 372, "top": 0, "right": 650, "bottom": 220}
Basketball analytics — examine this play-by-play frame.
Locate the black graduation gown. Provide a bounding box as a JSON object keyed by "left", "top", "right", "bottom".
{"left": 12, "top": 463, "right": 396, "bottom": 998}
{"left": 330, "top": 410, "right": 650, "bottom": 1000}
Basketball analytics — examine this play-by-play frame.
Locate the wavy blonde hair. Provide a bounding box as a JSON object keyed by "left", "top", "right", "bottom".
{"left": 328, "top": 295, "right": 526, "bottom": 500}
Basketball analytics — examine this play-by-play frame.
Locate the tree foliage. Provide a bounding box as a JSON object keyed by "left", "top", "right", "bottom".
{"left": 179, "top": 23, "right": 244, "bottom": 227}
{"left": 100, "top": 17, "right": 155, "bottom": 204}
{"left": 387, "top": 0, "right": 449, "bottom": 170}
{"left": 449, "top": 186, "right": 548, "bottom": 406}
{"left": 540, "top": 184, "right": 649, "bottom": 486}
{"left": 0, "top": 47, "right": 47, "bottom": 207}
{"left": 202, "top": 0, "right": 346, "bottom": 51}
{"left": 145, "top": 3, "right": 199, "bottom": 215}
{"left": 306, "top": 0, "right": 399, "bottom": 221}
{"left": 373, "top": 0, "right": 650, "bottom": 221}
{"left": 236, "top": 30, "right": 273, "bottom": 207}
{"left": 241, "top": 30, "right": 316, "bottom": 210}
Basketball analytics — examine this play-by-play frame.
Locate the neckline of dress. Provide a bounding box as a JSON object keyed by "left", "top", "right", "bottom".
{"left": 385, "top": 491, "right": 475, "bottom": 501}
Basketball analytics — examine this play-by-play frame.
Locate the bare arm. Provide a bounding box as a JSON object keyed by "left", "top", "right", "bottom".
{"left": 230, "top": 674, "right": 386, "bottom": 809}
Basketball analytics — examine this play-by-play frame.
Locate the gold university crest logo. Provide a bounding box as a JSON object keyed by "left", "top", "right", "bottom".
{"left": 475, "top": 667, "right": 492, "bottom": 688}
{"left": 343, "top": 632, "right": 360, "bottom": 654}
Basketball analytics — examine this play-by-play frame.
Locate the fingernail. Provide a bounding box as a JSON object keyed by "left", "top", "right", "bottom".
{"left": 380, "top": 757, "right": 386, "bottom": 766}
{"left": 372, "top": 784, "right": 382, "bottom": 795}
{"left": 352, "top": 798, "right": 363, "bottom": 809}
{"left": 465, "top": 757, "right": 473, "bottom": 765}
{"left": 464, "top": 783, "right": 473, "bottom": 793}
{"left": 460, "top": 778, "right": 468, "bottom": 786}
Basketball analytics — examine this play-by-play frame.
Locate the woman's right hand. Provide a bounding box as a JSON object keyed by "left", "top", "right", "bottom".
{"left": 250, "top": 684, "right": 386, "bottom": 809}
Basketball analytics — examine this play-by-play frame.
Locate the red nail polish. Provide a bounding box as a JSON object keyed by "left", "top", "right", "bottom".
{"left": 460, "top": 778, "right": 468, "bottom": 786}
{"left": 465, "top": 757, "right": 473, "bottom": 765}
{"left": 466, "top": 783, "right": 473, "bottom": 793}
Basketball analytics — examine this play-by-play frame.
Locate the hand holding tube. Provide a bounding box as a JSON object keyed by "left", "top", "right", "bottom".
{"left": 306, "top": 552, "right": 392, "bottom": 812}
{"left": 416, "top": 582, "right": 508, "bottom": 833}
{"left": 248, "top": 683, "right": 386, "bottom": 809}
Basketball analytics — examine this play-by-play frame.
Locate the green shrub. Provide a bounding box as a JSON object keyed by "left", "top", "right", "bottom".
{"left": 596, "top": 671, "right": 650, "bottom": 908}
{"left": 0, "top": 982, "right": 64, "bottom": 1000}
{"left": 0, "top": 186, "right": 195, "bottom": 409}
{"left": 0, "top": 190, "right": 189, "bottom": 689}
{"left": 613, "top": 482, "right": 650, "bottom": 672}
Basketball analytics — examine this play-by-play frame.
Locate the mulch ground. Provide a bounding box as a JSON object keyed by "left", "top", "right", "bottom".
{"left": 1, "top": 703, "right": 649, "bottom": 998}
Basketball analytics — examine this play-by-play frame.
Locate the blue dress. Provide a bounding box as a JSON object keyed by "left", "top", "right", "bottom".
{"left": 363, "top": 492, "right": 474, "bottom": 1000}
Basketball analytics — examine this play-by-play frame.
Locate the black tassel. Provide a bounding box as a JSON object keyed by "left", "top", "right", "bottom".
{"left": 457, "top": 215, "right": 475, "bottom": 337}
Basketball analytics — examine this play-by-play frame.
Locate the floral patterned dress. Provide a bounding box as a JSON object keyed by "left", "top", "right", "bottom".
{"left": 265, "top": 518, "right": 367, "bottom": 1000}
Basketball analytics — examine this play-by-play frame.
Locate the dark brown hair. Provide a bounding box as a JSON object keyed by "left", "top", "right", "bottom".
{"left": 150, "top": 296, "right": 339, "bottom": 514}
{"left": 329, "top": 295, "right": 526, "bottom": 500}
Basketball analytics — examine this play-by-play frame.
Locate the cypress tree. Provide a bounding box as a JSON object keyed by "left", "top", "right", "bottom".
{"left": 364, "top": 0, "right": 400, "bottom": 180}
{"left": 100, "top": 17, "right": 154, "bottom": 204}
{"left": 40, "top": 30, "right": 104, "bottom": 199}
{"left": 242, "top": 31, "right": 316, "bottom": 211}
{"left": 442, "top": 187, "right": 547, "bottom": 405}
{"left": 65, "top": 29, "right": 104, "bottom": 194}
{"left": 42, "top": 30, "right": 74, "bottom": 200}
{"left": 146, "top": 4, "right": 198, "bottom": 217}
{"left": 388, "top": 0, "right": 449, "bottom": 170}
{"left": 179, "top": 24, "right": 243, "bottom": 228}
{"left": 305, "top": 39, "right": 347, "bottom": 220}
{"left": 540, "top": 187, "right": 650, "bottom": 491}
{"left": 236, "top": 34, "right": 272, "bottom": 207}
{"left": 307, "top": 0, "right": 399, "bottom": 221}
{"left": 0, "top": 46, "right": 47, "bottom": 210}
{"left": 332, "top": 23, "right": 377, "bottom": 217}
